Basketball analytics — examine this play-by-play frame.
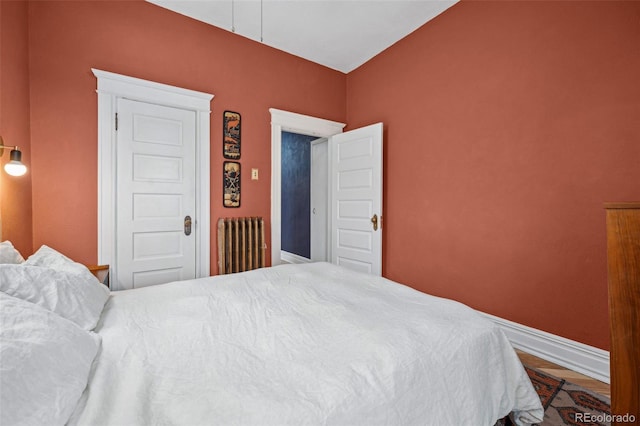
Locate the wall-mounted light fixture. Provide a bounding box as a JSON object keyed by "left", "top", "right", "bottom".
{"left": 0, "top": 136, "right": 27, "bottom": 177}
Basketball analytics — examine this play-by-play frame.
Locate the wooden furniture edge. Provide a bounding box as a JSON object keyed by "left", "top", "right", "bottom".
{"left": 86, "top": 264, "right": 110, "bottom": 288}
{"left": 86, "top": 264, "right": 109, "bottom": 273}
{"left": 604, "top": 202, "right": 640, "bottom": 209}
{"left": 605, "top": 203, "right": 640, "bottom": 424}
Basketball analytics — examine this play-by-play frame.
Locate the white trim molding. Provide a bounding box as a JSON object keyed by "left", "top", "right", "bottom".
{"left": 280, "top": 250, "right": 312, "bottom": 265}
{"left": 480, "top": 311, "right": 610, "bottom": 384}
{"left": 93, "top": 69, "right": 213, "bottom": 290}
{"left": 270, "top": 109, "right": 345, "bottom": 267}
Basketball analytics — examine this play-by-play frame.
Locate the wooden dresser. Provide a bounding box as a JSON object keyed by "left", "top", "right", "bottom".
{"left": 605, "top": 203, "right": 640, "bottom": 424}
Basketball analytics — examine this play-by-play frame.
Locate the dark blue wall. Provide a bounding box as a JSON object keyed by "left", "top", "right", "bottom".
{"left": 281, "top": 132, "right": 316, "bottom": 259}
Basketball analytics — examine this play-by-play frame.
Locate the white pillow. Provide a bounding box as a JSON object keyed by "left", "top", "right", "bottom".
{"left": 0, "top": 292, "right": 100, "bottom": 426}
{"left": 25, "top": 244, "right": 90, "bottom": 276}
{"left": 0, "top": 264, "right": 110, "bottom": 330}
{"left": 0, "top": 240, "right": 25, "bottom": 264}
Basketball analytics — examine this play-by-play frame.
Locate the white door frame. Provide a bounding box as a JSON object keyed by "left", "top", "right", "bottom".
{"left": 93, "top": 69, "right": 214, "bottom": 290}
{"left": 310, "top": 137, "right": 328, "bottom": 262}
{"left": 270, "top": 109, "right": 345, "bottom": 266}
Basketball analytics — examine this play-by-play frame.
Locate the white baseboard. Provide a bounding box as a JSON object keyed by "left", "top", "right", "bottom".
{"left": 479, "top": 311, "right": 610, "bottom": 384}
{"left": 281, "top": 251, "right": 312, "bottom": 265}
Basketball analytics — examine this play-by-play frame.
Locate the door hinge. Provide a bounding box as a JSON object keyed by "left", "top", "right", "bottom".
{"left": 115, "top": 113, "right": 118, "bottom": 131}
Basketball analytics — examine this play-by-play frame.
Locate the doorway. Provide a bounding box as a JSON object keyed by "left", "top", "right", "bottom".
{"left": 270, "top": 109, "right": 345, "bottom": 266}
{"left": 280, "top": 132, "right": 328, "bottom": 264}
{"left": 271, "top": 109, "right": 384, "bottom": 275}
{"left": 94, "top": 69, "right": 213, "bottom": 290}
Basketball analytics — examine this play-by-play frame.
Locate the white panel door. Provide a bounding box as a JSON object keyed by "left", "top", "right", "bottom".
{"left": 310, "top": 138, "right": 328, "bottom": 261}
{"left": 116, "top": 98, "right": 196, "bottom": 289}
{"left": 330, "top": 123, "right": 383, "bottom": 275}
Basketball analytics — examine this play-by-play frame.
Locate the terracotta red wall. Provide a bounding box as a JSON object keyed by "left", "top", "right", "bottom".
{"left": 27, "top": 0, "right": 346, "bottom": 272}
{"left": 0, "top": 0, "right": 33, "bottom": 256}
{"left": 346, "top": 1, "right": 640, "bottom": 350}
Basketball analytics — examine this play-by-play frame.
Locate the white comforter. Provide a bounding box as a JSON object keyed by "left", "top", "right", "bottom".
{"left": 69, "top": 263, "right": 543, "bottom": 426}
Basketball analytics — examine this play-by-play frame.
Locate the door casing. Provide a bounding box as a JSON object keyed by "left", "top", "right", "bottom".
{"left": 94, "top": 69, "right": 213, "bottom": 290}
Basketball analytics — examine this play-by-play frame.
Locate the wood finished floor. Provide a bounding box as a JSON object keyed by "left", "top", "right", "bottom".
{"left": 516, "top": 350, "right": 610, "bottom": 398}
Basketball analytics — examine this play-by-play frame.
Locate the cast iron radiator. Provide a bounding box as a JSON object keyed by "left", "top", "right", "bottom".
{"left": 217, "top": 217, "right": 266, "bottom": 274}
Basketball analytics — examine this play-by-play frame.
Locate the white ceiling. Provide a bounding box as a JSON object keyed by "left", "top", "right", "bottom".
{"left": 147, "top": 0, "right": 458, "bottom": 73}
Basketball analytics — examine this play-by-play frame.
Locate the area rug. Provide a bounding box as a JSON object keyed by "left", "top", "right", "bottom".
{"left": 497, "top": 366, "right": 611, "bottom": 426}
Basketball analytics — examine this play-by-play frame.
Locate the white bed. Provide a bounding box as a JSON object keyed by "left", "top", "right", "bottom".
{"left": 1, "top": 244, "right": 543, "bottom": 426}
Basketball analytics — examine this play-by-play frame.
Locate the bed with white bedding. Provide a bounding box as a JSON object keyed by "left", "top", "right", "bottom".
{"left": 1, "top": 243, "right": 543, "bottom": 426}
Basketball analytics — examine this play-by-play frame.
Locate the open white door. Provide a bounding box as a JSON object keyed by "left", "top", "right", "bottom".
{"left": 329, "top": 123, "right": 383, "bottom": 275}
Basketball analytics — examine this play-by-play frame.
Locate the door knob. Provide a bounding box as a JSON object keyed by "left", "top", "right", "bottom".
{"left": 371, "top": 214, "right": 378, "bottom": 231}
{"left": 184, "top": 216, "right": 192, "bottom": 236}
